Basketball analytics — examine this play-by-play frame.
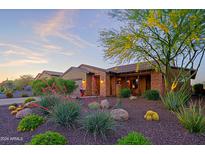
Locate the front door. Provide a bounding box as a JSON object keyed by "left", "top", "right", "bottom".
{"left": 95, "top": 76, "right": 100, "bottom": 95}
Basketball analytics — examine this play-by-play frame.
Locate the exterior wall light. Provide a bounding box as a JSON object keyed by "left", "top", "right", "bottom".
{"left": 100, "top": 80, "right": 104, "bottom": 84}
{"left": 82, "top": 80, "right": 86, "bottom": 84}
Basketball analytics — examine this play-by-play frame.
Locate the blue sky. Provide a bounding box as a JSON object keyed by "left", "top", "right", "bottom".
{"left": 0, "top": 10, "right": 204, "bottom": 84}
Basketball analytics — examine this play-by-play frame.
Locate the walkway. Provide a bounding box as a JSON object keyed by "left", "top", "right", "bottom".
{"left": 0, "top": 97, "right": 39, "bottom": 106}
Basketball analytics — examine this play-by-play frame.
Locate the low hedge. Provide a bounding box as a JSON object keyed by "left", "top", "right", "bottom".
{"left": 120, "top": 88, "right": 131, "bottom": 98}
{"left": 143, "top": 90, "right": 159, "bottom": 100}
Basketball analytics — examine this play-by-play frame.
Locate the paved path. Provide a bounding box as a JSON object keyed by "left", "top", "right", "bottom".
{"left": 0, "top": 97, "right": 39, "bottom": 106}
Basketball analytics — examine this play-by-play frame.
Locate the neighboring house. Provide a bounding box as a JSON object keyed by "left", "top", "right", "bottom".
{"left": 34, "top": 70, "right": 63, "bottom": 80}
{"left": 62, "top": 62, "right": 196, "bottom": 97}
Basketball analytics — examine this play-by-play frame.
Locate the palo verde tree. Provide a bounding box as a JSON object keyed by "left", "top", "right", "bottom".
{"left": 100, "top": 10, "right": 205, "bottom": 91}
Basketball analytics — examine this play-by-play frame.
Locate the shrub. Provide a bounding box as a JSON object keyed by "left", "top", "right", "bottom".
{"left": 14, "top": 75, "right": 34, "bottom": 90}
{"left": 161, "top": 90, "right": 190, "bottom": 111}
{"left": 31, "top": 78, "right": 77, "bottom": 95}
{"left": 193, "top": 84, "right": 204, "bottom": 95}
{"left": 24, "top": 97, "right": 36, "bottom": 104}
{"left": 51, "top": 102, "right": 81, "bottom": 127}
{"left": 31, "top": 80, "right": 47, "bottom": 96}
{"left": 21, "top": 93, "right": 29, "bottom": 97}
{"left": 17, "top": 114, "right": 44, "bottom": 132}
{"left": 29, "top": 131, "right": 67, "bottom": 145}
{"left": 120, "top": 88, "right": 131, "bottom": 98}
{"left": 37, "top": 95, "right": 61, "bottom": 114}
{"left": 88, "top": 102, "right": 100, "bottom": 110}
{"left": 6, "top": 92, "right": 13, "bottom": 98}
{"left": 47, "top": 78, "right": 77, "bottom": 94}
{"left": 143, "top": 90, "right": 159, "bottom": 100}
{"left": 117, "top": 132, "right": 151, "bottom": 145}
{"left": 81, "top": 111, "right": 115, "bottom": 139}
{"left": 176, "top": 102, "right": 205, "bottom": 133}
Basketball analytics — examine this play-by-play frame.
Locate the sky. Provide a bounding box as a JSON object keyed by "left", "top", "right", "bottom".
{"left": 0, "top": 10, "right": 204, "bottom": 84}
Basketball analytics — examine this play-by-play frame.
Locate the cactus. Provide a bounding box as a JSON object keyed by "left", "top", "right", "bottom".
{"left": 144, "top": 110, "right": 159, "bottom": 121}
{"left": 8, "top": 105, "right": 16, "bottom": 111}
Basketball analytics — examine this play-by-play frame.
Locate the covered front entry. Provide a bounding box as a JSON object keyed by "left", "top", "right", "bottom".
{"left": 85, "top": 74, "right": 101, "bottom": 96}
{"left": 110, "top": 73, "right": 151, "bottom": 96}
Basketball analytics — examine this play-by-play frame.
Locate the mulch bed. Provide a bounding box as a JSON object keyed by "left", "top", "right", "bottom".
{"left": 0, "top": 97, "right": 205, "bottom": 145}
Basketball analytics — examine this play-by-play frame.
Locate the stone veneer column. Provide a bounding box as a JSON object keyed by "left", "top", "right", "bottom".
{"left": 100, "top": 73, "right": 106, "bottom": 96}
{"left": 85, "top": 74, "right": 92, "bottom": 96}
{"left": 151, "top": 72, "right": 164, "bottom": 94}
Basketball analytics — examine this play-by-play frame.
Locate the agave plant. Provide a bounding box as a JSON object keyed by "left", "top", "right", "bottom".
{"left": 161, "top": 79, "right": 191, "bottom": 111}
{"left": 176, "top": 100, "right": 205, "bottom": 133}
{"left": 161, "top": 90, "right": 191, "bottom": 111}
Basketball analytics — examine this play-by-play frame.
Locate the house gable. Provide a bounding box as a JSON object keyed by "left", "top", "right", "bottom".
{"left": 62, "top": 67, "right": 87, "bottom": 80}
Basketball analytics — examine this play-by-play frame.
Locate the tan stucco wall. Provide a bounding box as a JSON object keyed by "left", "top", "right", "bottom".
{"left": 80, "top": 65, "right": 109, "bottom": 96}
{"left": 62, "top": 68, "right": 86, "bottom": 80}
{"left": 37, "top": 73, "right": 52, "bottom": 80}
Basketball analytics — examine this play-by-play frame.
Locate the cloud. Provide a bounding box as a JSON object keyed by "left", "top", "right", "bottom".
{"left": 0, "top": 59, "right": 47, "bottom": 67}
{"left": 0, "top": 43, "right": 48, "bottom": 67}
{"left": 34, "top": 10, "right": 95, "bottom": 49}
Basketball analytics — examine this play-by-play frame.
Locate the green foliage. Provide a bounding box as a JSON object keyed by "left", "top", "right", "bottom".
{"left": 193, "top": 84, "right": 204, "bottom": 95}
{"left": 88, "top": 102, "right": 100, "bottom": 110}
{"left": 21, "top": 93, "right": 28, "bottom": 97}
{"left": 14, "top": 75, "right": 34, "bottom": 90}
{"left": 176, "top": 102, "right": 205, "bottom": 133}
{"left": 120, "top": 88, "right": 131, "bottom": 98}
{"left": 24, "top": 97, "right": 36, "bottom": 104}
{"left": 46, "top": 78, "right": 77, "bottom": 94}
{"left": 6, "top": 91, "right": 13, "bottom": 98}
{"left": 51, "top": 102, "right": 81, "bottom": 127}
{"left": 17, "top": 114, "right": 44, "bottom": 132}
{"left": 81, "top": 111, "right": 115, "bottom": 139}
{"left": 29, "top": 131, "right": 67, "bottom": 145}
{"left": 0, "top": 86, "right": 4, "bottom": 93}
{"left": 143, "top": 90, "right": 159, "bottom": 100}
{"left": 31, "top": 80, "right": 47, "bottom": 96}
{"left": 31, "top": 78, "right": 77, "bottom": 95}
{"left": 37, "top": 95, "right": 61, "bottom": 114}
{"left": 117, "top": 132, "right": 151, "bottom": 145}
{"left": 100, "top": 10, "right": 205, "bottom": 91}
{"left": 161, "top": 90, "right": 191, "bottom": 111}
{"left": 0, "top": 80, "right": 15, "bottom": 92}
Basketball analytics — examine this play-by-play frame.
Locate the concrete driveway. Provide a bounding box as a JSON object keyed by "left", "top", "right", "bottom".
{"left": 0, "top": 97, "right": 39, "bottom": 106}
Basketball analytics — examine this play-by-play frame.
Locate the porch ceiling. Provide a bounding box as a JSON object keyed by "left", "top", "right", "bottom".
{"left": 112, "top": 71, "right": 151, "bottom": 77}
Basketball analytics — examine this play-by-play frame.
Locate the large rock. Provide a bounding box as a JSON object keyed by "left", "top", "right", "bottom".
{"left": 110, "top": 109, "right": 129, "bottom": 121}
{"left": 100, "top": 99, "right": 110, "bottom": 109}
{"left": 16, "top": 108, "right": 32, "bottom": 119}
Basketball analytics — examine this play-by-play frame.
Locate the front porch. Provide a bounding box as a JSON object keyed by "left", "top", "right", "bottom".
{"left": 81, "top": 70, "right": 164, "bottom": 97}
{"left": 110, "top": 72, "right": 151, "bottom": 96}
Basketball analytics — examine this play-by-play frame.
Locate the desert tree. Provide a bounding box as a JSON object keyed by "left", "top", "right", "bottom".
{"left": 100, "top": 10, "right": 205, "bottom": 91}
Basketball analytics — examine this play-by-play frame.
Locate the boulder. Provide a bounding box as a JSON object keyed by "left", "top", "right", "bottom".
{"left": 110, "top": 109, "right": 129, "bottom": 121}
{"left": 100, "top": 99, "right": 110, "bottom": 109}
{"left": 16, "top": 108, "right": 32, "bottom": 119}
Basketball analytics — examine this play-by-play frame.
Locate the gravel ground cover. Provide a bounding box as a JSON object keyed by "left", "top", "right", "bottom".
{"left": 0, "top": 97, "right": 204, "bottom": 145}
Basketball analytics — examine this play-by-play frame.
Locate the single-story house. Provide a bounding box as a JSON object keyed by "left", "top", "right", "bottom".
{"left": 61, "top": 62, "right": 196, "bottom": 97}
{"left": 35, "top": 70, "right": 63, "bottom": 80}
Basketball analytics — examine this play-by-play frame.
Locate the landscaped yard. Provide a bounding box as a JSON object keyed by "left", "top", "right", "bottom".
{"left": 0, "top": 97, "right": 204, "bottom": 145}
